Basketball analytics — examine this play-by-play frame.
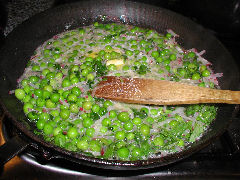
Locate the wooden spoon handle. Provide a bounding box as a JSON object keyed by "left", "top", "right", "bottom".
{"left": 93, "top": 76, "right": 240, "bottom": 105}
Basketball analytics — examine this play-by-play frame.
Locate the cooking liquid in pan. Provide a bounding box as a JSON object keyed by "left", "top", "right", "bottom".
{"left": 13, "top": 23, "right": 220, "bottom": 161}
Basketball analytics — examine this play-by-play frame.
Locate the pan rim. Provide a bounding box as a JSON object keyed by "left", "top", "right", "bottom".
{"left": 0, "top": 0, "right": 239, "bottom": 169}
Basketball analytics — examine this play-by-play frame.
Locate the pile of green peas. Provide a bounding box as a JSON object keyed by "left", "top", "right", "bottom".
{"left": 14, "top": 23, "right": 217, "bottom": 160}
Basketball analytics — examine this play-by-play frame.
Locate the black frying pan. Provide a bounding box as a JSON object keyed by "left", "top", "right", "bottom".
{"left": 0, "top": 0, "right": 239, "bottom": 170}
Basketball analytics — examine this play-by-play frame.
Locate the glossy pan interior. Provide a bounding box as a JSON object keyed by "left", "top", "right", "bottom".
{"left": 0, "top": 0, "right": 239, "bottom": 169}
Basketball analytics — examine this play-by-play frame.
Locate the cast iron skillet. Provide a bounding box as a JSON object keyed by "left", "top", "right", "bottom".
{"left": 0, "top": 0, "right": 239, "bottom": 170}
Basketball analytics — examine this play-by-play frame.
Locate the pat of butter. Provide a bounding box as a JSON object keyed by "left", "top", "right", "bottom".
{"left": 106, "top": 59, "right": 124, "bottom": 66}
{"left": 88, "top": 52, "right": 98, "bottom": 58}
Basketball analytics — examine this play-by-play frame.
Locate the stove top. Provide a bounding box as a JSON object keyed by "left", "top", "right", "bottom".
{"left": 1, "top": 0, "right": 240, "bottom": 179}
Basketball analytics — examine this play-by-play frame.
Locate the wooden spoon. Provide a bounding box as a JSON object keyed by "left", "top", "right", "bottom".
{"left": 92, "top": 76, "right": 240, "bottom": 105}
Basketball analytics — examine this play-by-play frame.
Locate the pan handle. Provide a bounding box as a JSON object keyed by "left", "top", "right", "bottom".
{"left": 0, "top": 135, "right": 30, "bottom": 166}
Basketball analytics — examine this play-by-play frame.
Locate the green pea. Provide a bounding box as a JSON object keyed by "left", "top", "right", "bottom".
{"left": 60, "top": 109, "right": 70, "bottom": 119}
{"left": 178, "top": 68, "right": 186, "bottom": 77}
{"left": 83, "top": 101, "right": 92, "bottom": 110}
{"left": 131, "top": 147, "right": 143, "bottom": 158}
{"left": 15, "top": 89, "right": 26, "bottom": 100}
{"left": 117, "top": 147, "right": 129, "bottom": 160}
{"left": 43, "top": 85, "right": 53, "bottom": 93}
{"left": 81, "top": 69, "right": 89, "bottom": 76}
{"left": 79, "top": 28, "right": 85, "bottom": 35}
{"left": 150, "top": 109, "right": 158, "bottom": 116}
{"left": 77, "top": 140, "right": 89, "bottom": 150}
{"left": 89, "top": 140, "right": 101, "bottom": 152}
{"left": 23, "top": 85, "right": 31, "bottom": 94}
{"left": 28, "top": 111, "right": 38, "bottom": 120}
{"left": 122, "top": 65, "right": 129, "bottom": 71}
{"left": 43, "top": 123, "right": 53, "bottom": 135}
{"left": 202, "top": 70, "right": 210, "bottom": 77}
{"left": 99, "top": 107, "right": 107, "bottom": 116}
{"left": 134, "top": 61, "right": 141, "bottom": 66}
{"left": 29, "top": 98, "right": 36, "bottom": 106}
{"left": 50, "top": 110, "right": 59, "bottom": 117}
{"left": 67, "top": 94, "right": 77, "bottom": 102}
{"left": 133, "top": 117, "right": 142, "bottom": 125}
{"left": 126, "top": 132, "right": 135, "bottom": 140}
{"left": 71, "top": 87, "right": 81, "bottom": 96}
{"left": 36, "top": 98, "right": 45, "bottom": 107}
{"left": 98, "top": 50, "right": 105, "bottom": 56}
{"left": 200, "top": 65, "right": 207, "bottom": 72}
{"left": 165, "top": 33, "right": 172, "bottom": 39}
{"left": 169, "top": 54, "right": 176, "bottom": 61}
{"left": 117, "top": 112, "right": 130, "bottom": 122}
{"left": 163, "top": 59, "right": 171, "bottom": 65}
{"left": 87, "top": 73, "right": 95, "bottom": 81}
{"left": 151, "top": 51, "right": 159, "bottom": 58}
{"left": 141, "top": 107, "right": 149, "bottom": 114}
{"left": 86, "top": 57, "right": 94, "bottom": 62}
{"left": 36, "top": 119, "right": 45, "bottom": 130}
{"left": 169, "top": 120, "right": 178, "bottom": 127}
{"left": 42, "top": 69, "right": 50, "bottom": 76}
{"left": 92, "top": 104, "right": 100, "bottom": 113}
{"left": 100, "top": 126, "right": 108, "bottom": 134}
{"left": 188, "top": 63, "right": 197, "bottom": 72}
{"left": 134, "top": 50, "right": 140, "bottom": 55}
{"left": 80, "top": 113, "right": 88, "bottom": 119}
{"left": 109, "top": 110, "right": 117, "bottom": 119}
{"left": 54, "top": 134, "right": 66, "bottom": 147}
{"left": 86, "top": 128, "right": 95, "bottom": 137}
{"left": 53, "top": 127, "right": 62, "bottom": 136}
{"left": 22, "top": 95, "right": 31, "bottom": 103}
{"left": 103, "top": 100, "right": 112, "bottom": 108}
{"left": 102, "top": 118, "right": 111, "bottom": 127}
{"left": 53, "top": 40, "right": 59, "bottom": 46}
{"left": 188, "top": 51, "right": 196, "bottom": 58}
{"left": 50, "top": 93, "right": 60, "bottom": 103}
{"left": 146, "top": 117, "right": 154, "bottom": 124}
{"left": 108, "top": 64, "right": 117, "bottom": 71}
{"left": 38, "top": 112, "right": 49, "bottom": 121}
{"left": 198, "top": 82, "right": 205, "bottom": 87}
{"left": 140, "top": 124, "right": 150, "bottom": 136}
{"left": 40, "top": 62, "right": 46, "bottom": 67}
{"left": 21, "top": 79, "right": 28, "bottom": 87}
{"left": 23, "top": 103, "right": 33, "bottom": 114}
{"left": 67, "top": 127, "right": 78, "bottom": 139}
{"left": 29, "top": 76, "right": 39, "bottom": 84}
{"left": 104, "top": 53, "right": 111, "bottom": 60}
{"left": 82, "top": 117, "right": 93, "bottom": 128}
{"left": 153, "top": 136, "right": 164, "bottom": 146}
{"left": 46, "top": 72, "right": 55, "bottom": 79}
{"left": 45, "top": 99, "right": 56, "bottom": 108}
{"left": 123, "top": 122, "right": 133, "bottom": 131}
{"left": 192, "top": 73, "right": 201, "bottom": 80}
{"left": 178, "top": 139, "right": 185, "bottom": 147}
{"left": 156, "top": 57, "right": 163, "bottom": 63}
{"left": 126, "top": 50, "right": 133, "bottom": 56}
{"left": 56, "top": 72, "right": 63, "bottom": 79}
{"left": 70, "top": 77, "right": 79, "bottom": 84}
{"left": 32, "top": 65, "right": 40, "bottom": 71}
{"left": 42, "top": 90, "right": 50, "bottom": 99}
{"left": 115, "top": 131, "right": 126, "bottom": 140}
{"left": 105, "top": 45, "right": 112, "bottom": 51}
{"left": 62, "top": 79, "right": 71, "bottom": 87}
{"left": 69, "top": 104, "right": 79, "bottom": 113}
